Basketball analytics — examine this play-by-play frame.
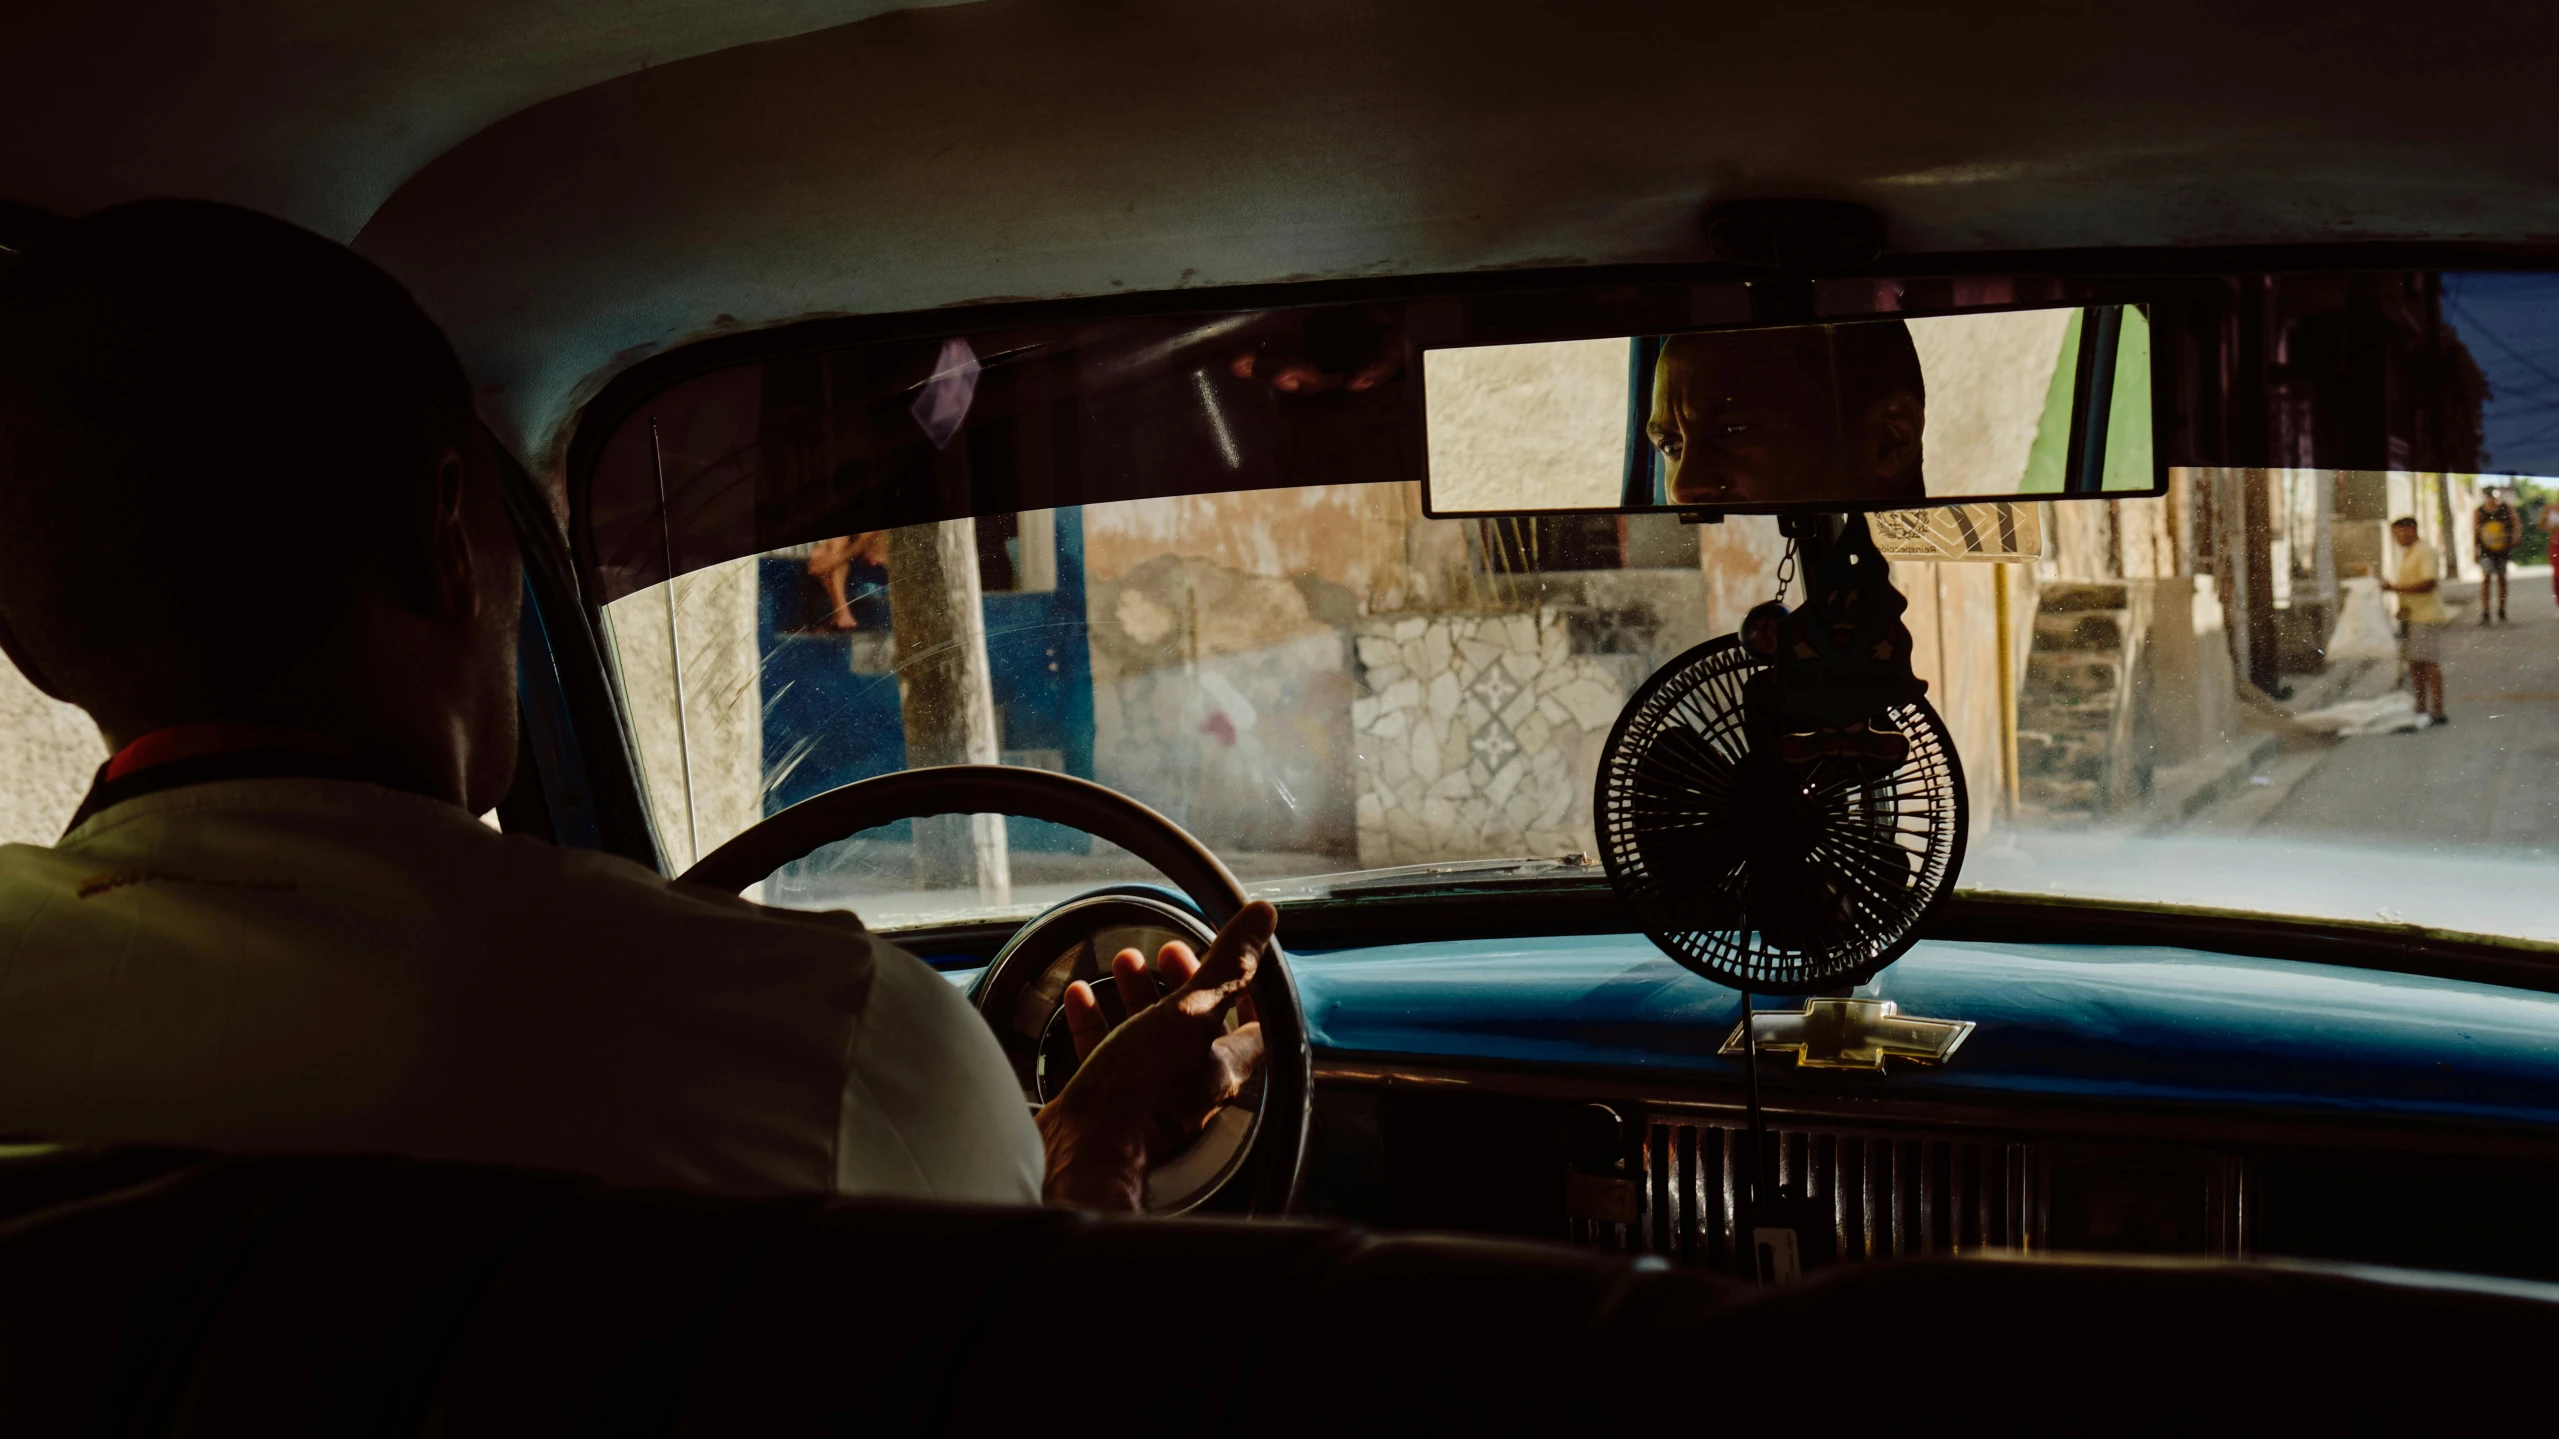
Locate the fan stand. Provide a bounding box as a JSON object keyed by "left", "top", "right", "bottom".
{"left": 1738, "top": 986, "right": 1773, "bottom": 1283}
{"left": 1738, "top": 515, "right": 1831, "bottom": 1286}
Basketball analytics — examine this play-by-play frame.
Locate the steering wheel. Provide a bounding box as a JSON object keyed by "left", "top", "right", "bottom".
{"left": 679, "top": 764, "right": 1310, "bottom": 1216}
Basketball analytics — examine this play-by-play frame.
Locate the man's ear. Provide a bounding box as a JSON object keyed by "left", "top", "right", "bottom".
{"left": 427, "top": 445, "right": 479, "bottom": 622}
{"left": 1871, "top": 393, "right": 1924, "bottom": 479}
{"left": 0, "top": 606, "right": 71, "bottom": 703}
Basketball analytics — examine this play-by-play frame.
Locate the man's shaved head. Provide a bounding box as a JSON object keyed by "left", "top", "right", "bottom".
{"left": 0, "top": 200, "right": 479, "bottom": 737}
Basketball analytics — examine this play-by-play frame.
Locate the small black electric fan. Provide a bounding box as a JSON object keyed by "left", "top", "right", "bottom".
{"left": 1593, "top": 517, "right": 1966, "bottom": 1277}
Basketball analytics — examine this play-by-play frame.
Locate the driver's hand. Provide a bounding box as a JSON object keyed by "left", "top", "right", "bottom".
{"left": 1033, "top": 901, "right": 1275, "bottom": 1211}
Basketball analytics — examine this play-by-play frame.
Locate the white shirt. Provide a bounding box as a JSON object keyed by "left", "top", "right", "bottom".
{"left": 0, "top": 778, "right": 1042, "bottom": 1202}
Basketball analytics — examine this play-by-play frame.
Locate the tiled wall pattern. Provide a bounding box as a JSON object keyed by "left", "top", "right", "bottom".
{"left": 1351, "top": 610, "right": 1646, "bottom": 867}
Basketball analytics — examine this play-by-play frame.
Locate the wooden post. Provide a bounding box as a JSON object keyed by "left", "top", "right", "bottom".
{"left": 1992, "top": 561, "right": 2021, "bottom": 818}
{"left": 886, "top": 519, "right": 1011, "bottom": 902}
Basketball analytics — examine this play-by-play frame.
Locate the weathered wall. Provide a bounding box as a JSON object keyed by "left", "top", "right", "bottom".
{"left": 1422, "top": 337, "right": 1627, "bottom": 512}
{"left": 1086, "top": 553, "right": 1357, "bottom": 856}
{"left": 1087, "top": 486, "right": 1736, "bottom": 865}
{"left": 1909, "top": 307, "right": 2074, "bottom": 498}
{"left": 603, "top": 556, "right": 765, "bottom": 870}
{"left": 1083, "top": 484, "right": 1405, "bottom": 600}
{"left": 1695, "top": 515, "right": 1790, "bottom": 635}
{"left": 1896, "top": 559, "right": 2012, "bottom": 832}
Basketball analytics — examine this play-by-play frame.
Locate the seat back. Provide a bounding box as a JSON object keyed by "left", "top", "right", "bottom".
{"left": 0, "top": 1147, "right": 2551, "bottom": 1433}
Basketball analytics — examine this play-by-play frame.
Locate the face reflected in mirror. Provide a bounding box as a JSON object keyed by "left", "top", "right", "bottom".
{"left": 1648, "top": 322, "right": 1927, "bottom": 507}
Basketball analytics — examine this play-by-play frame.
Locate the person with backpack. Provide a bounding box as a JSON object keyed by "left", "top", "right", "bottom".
{"left": 2475, "top": 486, "right": 2520, "bottom": 624}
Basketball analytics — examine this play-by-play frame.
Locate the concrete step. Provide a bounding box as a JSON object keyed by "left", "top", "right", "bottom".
{"left": 2038, "top": 581, "right": 2132, "bottom": 613}
{"left": 2033, "top": 609, "right": 2130, "bottom": 652}
{"left": 2018, "top": 733, "right": 2110, "bottom": 783}
{"left": 2025, "top": 651, "right": 2125, "bottom": 700}
{"left": 2017, "top": 704, "right": 2115, "bottom": 734}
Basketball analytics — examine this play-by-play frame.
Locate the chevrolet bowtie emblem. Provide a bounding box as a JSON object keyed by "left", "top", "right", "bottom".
{"left": 1717, "top": 998, "right": 1975, "bottom": 1073}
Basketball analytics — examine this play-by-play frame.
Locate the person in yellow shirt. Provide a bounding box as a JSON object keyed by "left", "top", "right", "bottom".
{"left": 2376, "top": 516, "right": 2450, "bottom": 728}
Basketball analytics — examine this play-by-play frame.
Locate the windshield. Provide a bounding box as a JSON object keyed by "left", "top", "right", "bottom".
{"left": 590, "top": 274, "right": 2559, "bottom": 945}
{"left": 597, "top": 474, "right": 2559, "bottom": 942}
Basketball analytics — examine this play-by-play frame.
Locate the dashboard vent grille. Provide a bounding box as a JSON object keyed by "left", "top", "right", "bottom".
{"left": 1601, "top": 1116, "right": 2038, "bottom": 1267}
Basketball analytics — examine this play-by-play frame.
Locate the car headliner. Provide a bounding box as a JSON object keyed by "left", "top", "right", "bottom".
{"left": 7, "top": 0, "right": 2556, "bottom": 482}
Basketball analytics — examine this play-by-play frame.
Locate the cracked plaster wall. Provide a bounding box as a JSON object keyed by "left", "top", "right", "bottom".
{"left": 1086, "top": 551, "right": 1356, "bottom": 857}
{"left": 1084, "top": 488, "right": 1747, "bottom": 866}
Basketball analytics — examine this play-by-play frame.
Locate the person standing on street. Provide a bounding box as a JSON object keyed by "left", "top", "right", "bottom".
{"left": 2376, "top": 516, "right": 2451, "bottom": 727}
{"left": 2475, "top": 487, "right": 2519, "bottom": 624}
{"left": 2545, "top": 498, "right": 2559, "bottom": 611}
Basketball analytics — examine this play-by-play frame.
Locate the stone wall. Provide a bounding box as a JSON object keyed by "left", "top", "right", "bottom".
{"left": 1350, "top": 609, "right": 1645, "bottom": 867}
{"left": 2017, "top": 580, "right": 2152, "bottom": 818}
{"left": 1089, "top": 515, "right": 1725, "bottom": 867}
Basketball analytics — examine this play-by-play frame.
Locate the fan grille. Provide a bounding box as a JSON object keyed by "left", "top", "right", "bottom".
{"left": 1596, "top": 635, "right": 1965, "bottom": 994}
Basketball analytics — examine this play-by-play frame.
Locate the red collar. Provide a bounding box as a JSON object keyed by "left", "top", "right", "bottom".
{"left": 104, "top": 724, "right": 357, "bottom": 783}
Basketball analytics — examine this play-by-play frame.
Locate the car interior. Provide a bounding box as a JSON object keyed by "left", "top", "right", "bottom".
{"left": 10, "top": 1, "right": 2559, "bottom": 1429}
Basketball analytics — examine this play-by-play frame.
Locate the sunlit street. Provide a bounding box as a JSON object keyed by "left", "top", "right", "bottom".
{"left": 1968, "top": 569, "right": 2559, "bottom": 942}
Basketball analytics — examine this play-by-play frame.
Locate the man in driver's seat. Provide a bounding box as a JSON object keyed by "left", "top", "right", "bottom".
{"left": 0, "top": 200, "right": 1266, "bottom": 1211}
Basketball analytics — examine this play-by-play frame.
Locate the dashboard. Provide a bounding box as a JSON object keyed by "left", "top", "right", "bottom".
{"left": 919, "top": 896, "right": 2559, "bottom": 1282}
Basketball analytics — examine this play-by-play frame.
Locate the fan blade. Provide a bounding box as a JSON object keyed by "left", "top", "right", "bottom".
{"left": 1634, "top": 817, "right": 1752, "bottom": 893}
{"left": 1630, "top": 724, "right": 1741, "bottom": 813}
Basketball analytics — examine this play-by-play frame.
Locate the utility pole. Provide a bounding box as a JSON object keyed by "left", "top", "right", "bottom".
{"left": 886, "top": 519, "right": 1011, "bottom": 904}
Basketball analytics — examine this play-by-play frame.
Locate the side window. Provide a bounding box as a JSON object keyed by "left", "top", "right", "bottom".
{"left": 0, "top": 241, "right": 106, "bottom": 843}
{"left": 0, "top": 650, "right": 106, "bottom": 845}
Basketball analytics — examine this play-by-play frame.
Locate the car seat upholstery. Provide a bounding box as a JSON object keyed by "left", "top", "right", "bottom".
{"left": 0, "top": 1146, "right": 2549, "bottom": 1434}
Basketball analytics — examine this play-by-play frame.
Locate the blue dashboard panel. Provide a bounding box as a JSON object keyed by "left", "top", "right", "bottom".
{"left": 1287, "top": 936, "right": 2559, "bottom": 1129}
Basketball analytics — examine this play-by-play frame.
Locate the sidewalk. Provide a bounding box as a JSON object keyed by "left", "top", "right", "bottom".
{"left": 2140, "top": 652, "right": 2395, "bottom": 834}
{"left": 2140, "top": 733, "right": 2280, "bottom": 832}
{"left": 2168, "top": 572, "right": 2559, "bottom": 840}
{"left": 2144, "top": 572, "right": 2421, "bottom": 834}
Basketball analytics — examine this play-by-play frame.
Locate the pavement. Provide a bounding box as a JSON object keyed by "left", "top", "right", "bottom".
{"left": 2218, "top": 570, "right": 2559, "bottom": 852}
{"left": 1963, "top": 566, "right": 2559, "bottom": 944}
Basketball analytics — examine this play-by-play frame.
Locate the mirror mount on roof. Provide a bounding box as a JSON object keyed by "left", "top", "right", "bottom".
{"left": 1703, "top": 199, "right": 1888, "bottom": 275}
{"left": 1704, "top": 198, "right": 1888, "bottom": 330}
{"left": 1776, "top": 511, "right": 1846, "bottom": 567}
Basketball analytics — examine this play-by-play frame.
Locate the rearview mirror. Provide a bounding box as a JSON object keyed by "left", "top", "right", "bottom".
{"left": 1420, "top": 304, "right": 2158, "bottom": 516}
